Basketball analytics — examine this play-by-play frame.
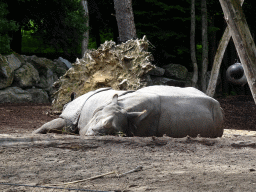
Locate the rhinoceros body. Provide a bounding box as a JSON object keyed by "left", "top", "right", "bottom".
{"left": 33, "top": 85, "right": 224, "bottom": 138}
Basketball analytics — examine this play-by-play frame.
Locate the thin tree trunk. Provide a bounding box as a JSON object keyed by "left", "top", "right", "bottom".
{"left": 209, "top": 16, "right": 216, "bottom": 69}
{"left": 10, "top": 25, "right": 22, "bottom": 53}
{"left": 201, "top": 0, "right": 208, "bottom": 92}
{"left": 81, "top": 0, "right": 89, "bottom": 58}
{"left": 206, "top": 0, "right": 244, "bottom": 97}
{"left": 190, "top": 0, "right": 198, "bottom": 87}
{"left": 113, "top": 0, "right": 136, "bottom": 43}
{"left": 219, "top": 0, "right": 256, "bottom": 103}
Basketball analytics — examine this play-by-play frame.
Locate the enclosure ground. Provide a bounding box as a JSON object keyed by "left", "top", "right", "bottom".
{"left": 1, "top": 95, "right": 256, "bottom": 192}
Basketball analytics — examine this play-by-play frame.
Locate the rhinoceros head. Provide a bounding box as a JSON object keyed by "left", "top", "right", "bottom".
{"left": 81, "top": 94, "right": 146, "bottom": 136}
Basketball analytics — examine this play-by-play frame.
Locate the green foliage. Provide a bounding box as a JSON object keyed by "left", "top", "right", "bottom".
{"left": 0, "top": 2, "right": 19, "bottom": 55}
{"left": 15, "top": 0, "right": 89, "bottom": 56}
{"left": 133, "top": 0, "right": 191, "bottom": 66}
{"left": 230, "top": 91, "right": 237, "bottom": 96}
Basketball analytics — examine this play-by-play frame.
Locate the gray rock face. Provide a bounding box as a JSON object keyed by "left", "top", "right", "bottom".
{"left": 28, "top": 55, "right": 57, "bottom": 74}
{"left": 148, "top": 66, "right": 165, "bottom": 76}
{"left": 151, "top": 77, "right": 186, "bottom": 87}
{"left": 162, "top": 64, "right": 188, "bottom": 80}
{"left": 0, "top": 87, "right": 32, "bottom": 103}
{"left": 6, "top": 54, "right": 22, "bottom": 71}
{"left": 57, "top": 57, "right": 72, "bottom": 69}
{"left": 25, "top": 88, "right": 49, "bottom": 103}
{"left": 13, "top": 63, "right": 40, "bottom": 88}
{"left": 0, "top": 41, "right": 196, "bottom": 105}
{"left": 0, "top": 53, "right": 71, "bottom": 103}
{"left": 0, "top": 55, "right": 14, "bottom": 89}
{"left": 53, "top": 57, "right": 70, "bottom": 77}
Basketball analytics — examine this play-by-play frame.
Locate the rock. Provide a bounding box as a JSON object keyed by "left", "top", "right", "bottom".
{"left": 0, "top": 55, "right": 14, "bottom": 89}
{"left": 13, "top": 63, "right": 40, "bottom": 88}
{"left": 151, "top": 77, "right": 186, "bottom": 87}
{"left": 231, "top": 141, "right": 256, "bottom": 148}
{"left": 0, "top": 87, "right": 32, "bottom": 103}
{"left": 57, "top": 57, "right": 72, "bottom": 69}
{"left": 6, "top": 54, "right": 22, "bottom": 71}
{"left": 0, "top": 53, "right": 70, "bottom": 104}
{"left": 36, "top": 68, "right": 58, "bottom": 95}
{"left": 25, "top": 88, "right": 49, "bottom": 103}
{"left": 148, "top": 66, "right": 165, "bottom": 76}
{"left": 28, "top": 55, "right": 57, "bottom": 74}
{"left": 54, "top": 57, "right": 72, "bottom": 77}
{"left": 162, "top": 64, "right": 188, "bottom": 80}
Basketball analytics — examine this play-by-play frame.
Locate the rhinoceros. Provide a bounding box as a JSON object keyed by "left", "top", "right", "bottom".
{"left": 33, "top": 85, "right": 224, "bottom": 138}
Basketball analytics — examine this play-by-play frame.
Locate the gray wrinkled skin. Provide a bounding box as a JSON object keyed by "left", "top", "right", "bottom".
{"left": 33, "top": 85, "right": 224, "bottom": 138}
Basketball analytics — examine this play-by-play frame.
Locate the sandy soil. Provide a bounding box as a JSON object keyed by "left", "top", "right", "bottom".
{"left": 1, "top": 95, "right": 256, "bottom": 192}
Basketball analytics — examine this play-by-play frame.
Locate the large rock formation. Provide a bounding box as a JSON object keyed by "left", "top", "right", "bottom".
{"left": 0, "top": 53, "right": 71, "bottom": 104}
{"left": 0, "top": 37, "right": 194, "bottom": 106}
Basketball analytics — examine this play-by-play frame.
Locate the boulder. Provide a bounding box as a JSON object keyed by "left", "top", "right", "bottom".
{"left": 162, "top": 64, "right": 188, "bottom": 80}
{"left": 0, "top": 87, "right": 32, "bottom": 103}
{"left": 27, "top": 55, "right": 57, "bottom": 74}
{"left": 53, "top": 57, "right": 72, "bottom": 77}
{"left": 6, "top": 54, "right": 22, "bottom": 71}
{"left": 151, "top": 77, "right": 186, "bottom": 87}
{"left": 57, "top": 57, "right": 72, "bottom": 68}
{"left": 13, "top": 63, "right": 40, "bottom": 88}
{"left": 148, "top": 66, "right": 165, "bottom": 76}
{"left": 0, "top": 55, "right": 14, "bottom": 89}
{"left": 0, "top": 53, "right": 71, "bottom": 104}
{"left": 0, "top": 54, "right": 24, "bottom": 89}
{"left": 36, "top": 68, "right": 58, "bottom": 95}
{"left": 25, "top": 88, "right": 49, "bottom": 103}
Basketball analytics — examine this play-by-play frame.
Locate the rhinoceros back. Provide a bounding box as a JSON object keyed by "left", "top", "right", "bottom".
{"left": 60, "top": 88, "right": 113, "bottom": 127}
{"left": 137, "top": 85, "right": 224, "bottom": 137}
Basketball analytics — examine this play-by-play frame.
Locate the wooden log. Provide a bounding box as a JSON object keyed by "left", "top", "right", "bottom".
{"left": 219, "top": 0, "right": 256, "bottom": 103}
{"left": 206, "top": 0, "right": 244, "bottom": 97}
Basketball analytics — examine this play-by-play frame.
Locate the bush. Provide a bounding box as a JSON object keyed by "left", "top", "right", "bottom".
{"left": 0, "top": 2, "right": 19, "bottom": 55}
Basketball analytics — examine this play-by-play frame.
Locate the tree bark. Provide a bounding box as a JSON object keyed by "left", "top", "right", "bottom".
{"left": 219, "top": 0, "right": 256, "bottom": 103}
{"left": 201, "top": 0, "right": 208, "bottom": 92}
{"left": 190, "top": 0, "right": 198, "bottom": 87}
{"left": 81, "top": 0, "right": 89, "bottom": 58}
{"left": 113, "top": 0, "right": 136, "bottom": 43}
{"left": 206, "top": 0, "right": 244, "bottom": 97}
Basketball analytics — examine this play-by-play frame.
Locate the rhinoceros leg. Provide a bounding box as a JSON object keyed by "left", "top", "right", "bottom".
{"left": 32, "top": 118, "right": 66, "bottom": 134}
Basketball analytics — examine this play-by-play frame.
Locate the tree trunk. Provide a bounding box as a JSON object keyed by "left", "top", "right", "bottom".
{"left": 81, "top": 0, "right": 89, "bottom": 58}
{"left": 209, "top": 16, "right": 217, "bottom": 70}
{"left": 113, "top": 0, "right": 136, "bottom": 43}
{"left": 219, "top": 0, "right": 256, "bottom": 103}
{"left": 206, "top": 0, "right": 244, "bottom": 97}
{"left": 201, "top": 0, "right": 208, "bottom": 92}
{"left": 10, "top": 25, "right": 22, "bottom": 53}
{"left": 190, "top": 0, "right": 198, "bottom": 87}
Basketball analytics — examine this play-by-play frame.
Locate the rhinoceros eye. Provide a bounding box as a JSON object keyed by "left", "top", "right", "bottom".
{"left": 103, "top": 116, "right": 114, "bottom": 128}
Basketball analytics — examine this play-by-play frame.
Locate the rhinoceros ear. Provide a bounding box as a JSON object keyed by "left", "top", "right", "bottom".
{"left": 112, "top": 94, "right": 118, "bottom": 104}
{"left": 125, "top": 110, "right": 147, "bottom": 136}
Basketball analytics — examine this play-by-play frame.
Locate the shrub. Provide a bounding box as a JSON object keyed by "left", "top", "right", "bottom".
{"left": 0, "top": 2, "right": 19, "bottom": 55}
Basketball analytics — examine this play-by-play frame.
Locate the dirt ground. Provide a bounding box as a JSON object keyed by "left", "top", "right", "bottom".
{"left": 1, "top": 95, "right": 256, "bottom": 192}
